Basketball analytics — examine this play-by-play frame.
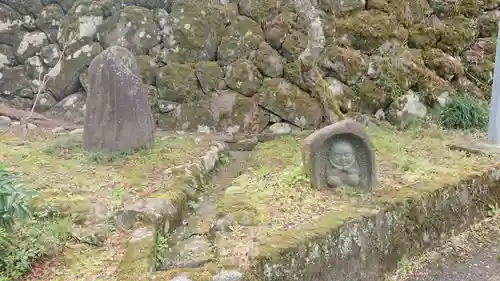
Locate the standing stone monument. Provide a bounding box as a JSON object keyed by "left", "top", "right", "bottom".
{"left": 83, "top": 46, "right": 155, "bottom": 153}
{"left": 302, "top": 119, "right": 376, "bottom": 191}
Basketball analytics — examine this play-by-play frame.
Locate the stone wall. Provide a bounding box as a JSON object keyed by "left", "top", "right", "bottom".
{"left": 0, "top": 0, "right": 498, "bottom": 134}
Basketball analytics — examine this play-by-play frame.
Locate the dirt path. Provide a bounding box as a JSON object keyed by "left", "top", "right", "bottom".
{"left": 391, "top": 214, "right": 500, "bottom": 281}
{"left": 405, "top": 243, "right": 500, "bottom": 281}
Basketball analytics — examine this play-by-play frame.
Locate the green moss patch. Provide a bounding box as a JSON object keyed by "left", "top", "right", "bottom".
{"left": 0, "top": 128, "right": 216, "bottom": 280}
{"left": 214, "top": 124, "right": 495, "bottom": 267}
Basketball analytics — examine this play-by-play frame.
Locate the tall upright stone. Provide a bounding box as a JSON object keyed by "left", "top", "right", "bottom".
{"left": 83, "top": 46, "right": 155, "bottom": 153}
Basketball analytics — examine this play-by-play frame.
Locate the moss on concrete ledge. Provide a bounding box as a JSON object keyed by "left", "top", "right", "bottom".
{"left": 249, "top": 167, "right": 500, "bottom": 281}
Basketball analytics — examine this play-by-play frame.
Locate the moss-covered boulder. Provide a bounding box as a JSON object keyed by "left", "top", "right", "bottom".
{"left": 478, "top": 10, "right": 500, "bottom": 38}
{"left": 281, "top": 29, "right": 308, "bottom": 62}
{"left": 224, "top": 58, "right": 263, "bottom": 97}
{"left": 217, "top": 16, "right": 264, "bottom": 66}
{"left": 194, "top": 61, "right": 224, "bottom": 95}
{"left": 45, "top": 42, "right": 103, "bottom": 100}
{"left": 0, "top": 66, "right": 31, "bottom": 96}
{"left": 413, "top": 68, "right": 456, "bottom": 105}
{"left": 367, "top": 0, "right": 432, "bottom": 27}
{"left": 423, "top": 48, "right": 464, "bottom": 81}
{"left": 96, "top": 6, "right": 160, "bottom": 55}
{"left": 157, "top": 90, "right": 268, "bottom": 134}
{"left": 356, "top": 76, "right": 392, "bottom": 113}
{"left": 264, "top": 11, "right": 299, "bottom": 50}
{"left": 320, "top": 44, "right": 368, "bottom": 86}
{"left": 24, "top": 55, "right": 47, "bottom": 80}
{"left": 156, "top": 63, "right": 204, "bottom": 103}
{"left": 36, "top": 4, "right": 64, "bottom": 43}
{"left": 325, "top": 77, "right": 359, "bottom": 113}
{"left": 283, "top": 60, "right": 308, "bottom": 91}
{"left": 386, "top": 90, "right": 428, "bottom": 126}
{"left": 15, "top": 31, "right": 48, "bottom": 62}
{"left": 408, "top": 16, "right": 445, "bottom": 49}
{"left": 319, "top": 0, "right": 365, "bottom": 14}
{"left": 238, "top": 0, "right": 289, "bottom": 27}
{"left": 0, "top": 44, "right": 17, "bottom": 69}
{"left": 462, "top": 38, "right": 496, "bottom": 93}
{"left": 136, "top": 55, "right": 158, "bottom": 85}
{"left": 428, "top": 0, "right": 483, "bottom": 18}
{"left": 162, "top": 0, "right": 220, "bottom": 63}
{"left": 437, "top": 16, "right": 478, "bottom": 55}
{"left": 58, "top": 0, "right": 105, "bottom": 47}
{"left": 253, "top": 42, "right": 285, "bottom": 78}
{"left": 0, "top": 3, "right": 26, "bottom": 46}
{"left": 257, "top": 78, "right": 322, "bottom": 129}
{"left": 1, "top": 0, "right": 43, "bottom": 15}
{"left": 335, "top": 10, "right": 408, "bottom": 55}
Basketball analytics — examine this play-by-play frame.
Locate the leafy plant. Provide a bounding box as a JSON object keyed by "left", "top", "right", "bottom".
{"left": 439, "top": 95, "right": 489, "bottom": 131}
{"left": 0, "top": 164, "right": 38, "bottom": 231}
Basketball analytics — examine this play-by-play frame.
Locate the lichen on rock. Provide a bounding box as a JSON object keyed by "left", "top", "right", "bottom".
{"left": 224, "top": 58, "right": 263, "bottom": 97}
{"left": 162, "top": 0, "right": 221, "bottom": 63}
{"left": 156, "top": 63, "right": 205, "bottom": 103}
{"left": 96, "top": 5, "right": 160, "bottom": 55}
{"left": 258, "top": 78, "right": 322, "bottom": 129}
{"left": 217, "top": 16, "right": 264, "bottom": 66}
{"left": 335, "top": 10, "right": 408, "bottom": 55}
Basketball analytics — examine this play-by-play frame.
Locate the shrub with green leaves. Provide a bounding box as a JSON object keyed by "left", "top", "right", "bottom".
{"left": 439, "top": 95, "right": 489, "bottom": 131}
{"left": 0, "top": 164, "right": 37, "bottom": 231}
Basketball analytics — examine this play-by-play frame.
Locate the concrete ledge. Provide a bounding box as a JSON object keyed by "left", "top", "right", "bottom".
{"left": 247, "top": 167, "right": 500, "bottom": 281}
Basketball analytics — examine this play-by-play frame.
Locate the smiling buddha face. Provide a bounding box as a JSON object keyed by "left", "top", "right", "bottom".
{"left": 329, "top": 140, "right": 356, "bottom": 170}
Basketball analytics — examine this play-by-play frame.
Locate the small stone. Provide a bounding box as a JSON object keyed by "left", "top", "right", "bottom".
{"left": 0, "top": 116, "right": 12, "bottom": 128}
{"left": 27, "top": 123, "right": 37, "bottom": 130}
{"left": 212, "top": 270, "right": 243, "bottom": 281}
{"left": 266, "top": 123, "right": 292, "bottom": 134}
{"left": 171, "top": 275, "right": 193, "bottom": 281}
{"left": 69, "top": 128, "right": 84, "bottom": 134}
{"left": 51, "top": 126, "right": 65, "bottom": 133}
{"left": 214, "top": 213, "right": 235, "bottom": 232}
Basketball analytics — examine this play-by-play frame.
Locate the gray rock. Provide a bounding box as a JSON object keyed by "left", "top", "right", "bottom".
{"left": 217, "top": 16, "right": 263, "bottom": 66}
{"left": 0, "top": 66, "right": 31, "bottom": 96}
{"left": 160, "top": 235, "right": 214, "bottom": 270}
{"left": 79, "top": 71, "right": 89, "bottom": 93}
{"left": 161, "top": 0, "right": 219, "bottom": 63}
{"left": 212, "top": 270, "right": 243, "bottom": 281}
{"left": 96, "top": 6, "right": 160, "bottom": 55}
{"left": 83, "top": 45, "right": 155, "bottom": 153}
{"left": 44, "top": 92, "right": 86, "bottom": 124}
{"left": 386, "top": 90, "right": 428, "bottom": 126}
{"left": 253, "top": 42, "right": 284, "bottom": 78}
{"left": 36, "top": 4, "right": 64, "bottom": 43}
{"left": 45, "top": 42, "right": 103, "bottom": 100}
{"left": 257, "top": 78, "right": 322, "bottom": 129}
{"left": 318, "top": 0, "right": 365, "bottom": 13}
{"left": 16, "top": 31, "right": 48, "bottom": 62}
{"left": 33, "top": 92, "right": 57, "bottom": 112}
{"left": 24, "top": 55, "right": 47, "bottom": 80}
{"left": 1, "top": 0, "right": 43, "bottom": 15}
{"left": 40, "top": 44, "right": 61, "bottom": 67}
{"left": 0, "top": 116, "right": 12, "bottom": 128}
{"left": 115, "top": 197, "right": 179, "bottom": 230}
{"left": 224, "top": 59, "right": 263, "bottom": 97}
{"left": 171, "top": 275, "right": 193, "bottom": 281}
{"left": 214, "top": 213, "right": 235, "bottom": 232}
{"left": 0, "top": 4, "right": 25, "bottom": 45}
{"left": 0, "top": 44, "right": 17, "bottom": 69}
{"left": 58, "top": 1, "right": 105, "bottom": 47}
{"left": 266, "top": 123, "right": 292, "bottom": 134}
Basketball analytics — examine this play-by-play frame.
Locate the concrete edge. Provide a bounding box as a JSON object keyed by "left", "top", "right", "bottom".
{"left": 246, "top": 167, "right": 500, "bottom": 281}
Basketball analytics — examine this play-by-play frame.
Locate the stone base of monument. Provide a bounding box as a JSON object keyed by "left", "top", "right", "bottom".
{"left": 449, "top": 141, "right": 500, "bottom": 156}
